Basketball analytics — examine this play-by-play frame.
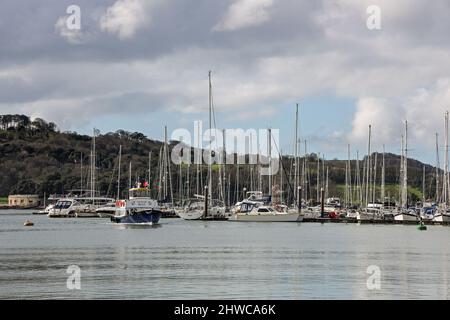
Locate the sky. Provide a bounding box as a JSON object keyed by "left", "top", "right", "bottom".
{"left": 1, "top": 0, "right": 450, "bottom": 165}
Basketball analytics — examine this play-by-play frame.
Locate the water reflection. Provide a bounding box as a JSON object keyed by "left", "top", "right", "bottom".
{"left": 1, "top": 211, "right": 450, "bottom": 299}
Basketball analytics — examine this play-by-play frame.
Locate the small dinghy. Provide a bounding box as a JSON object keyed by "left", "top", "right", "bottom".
{"left": 23, "top": 220, "right": 34, "bottom": 226}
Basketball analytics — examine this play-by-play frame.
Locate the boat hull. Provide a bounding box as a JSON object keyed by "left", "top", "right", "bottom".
{"left": 177, "top": 210, "right": 205, "bottom": 220}
{"left": 110, "top": 210, "right": 161, "bottom": 224}
{"left": 432, "top": 214, "right": 450, "bottom": 223}
{"left": 394, "top": 213, "right": 418, "bottom": 222}
{"left": 75, "top": 212, "right": 99, "bottom": 218}
{"left": 230, "top": 213, "right": 301, "bottom": 222}
{"left": 177, "top": 207, "right": 227, "bottom": 220}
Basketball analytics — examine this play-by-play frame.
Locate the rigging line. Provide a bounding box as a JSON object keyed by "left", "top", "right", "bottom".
{"left": 270, "top": 131, "right": 295, "bottom": 197}
{"left": 106, "top": 156, "right": 118, "bottom": 198}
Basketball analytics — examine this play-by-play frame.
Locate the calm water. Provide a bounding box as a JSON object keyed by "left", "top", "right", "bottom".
{"left": 1, "top": 209, "right": 450, "bottom": 299}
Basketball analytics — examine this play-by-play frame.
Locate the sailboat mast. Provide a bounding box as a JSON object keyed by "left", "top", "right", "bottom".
{"left": 117, "top": 145, "right": 121, "bottom": 199}
{"left": 403, "top": 120, "right": 408, "bottom": 208}
{"left": 346, "top": 144, "right": 352, "bottom": 207}
{"left": 223, "top": 128, "right": 227, "bottom": 207}
{"left": 422, "top": 165, "right": 426, "bottom": 203}
{"left": 444, "top": 112, "right": 449, "bottom": 206}
{"left": 365, "top": 125, "right": 371, "bottom": 207}
{"left": 268, "top": 128, "right": 272, "bottom": 198}
{"left": 316, "top": 153, "right": 320, "bottom": 204}
{"left": 373, "top": 152, "right": 377, "bottom": 204}
{"left": 400, "top": 135, "right": 404, "bottom": 207}
{"left": 80, "top": 152, "right": 83, "bottom": 196}
{"left": 436, "top": 133, "right": 440, "bottom": 203}
{"left": 381, "top": 145, "right": 385, "bottom": 205}
{"left": 129, "top": 161, "right": 132, "bottom": 189}
{"left": 208, "top": 71, "right": 213, "bottom": 206}
{"left": 294, "top": 103, "right": 299, "bottom": 204}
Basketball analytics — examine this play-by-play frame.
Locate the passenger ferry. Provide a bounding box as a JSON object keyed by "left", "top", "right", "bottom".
{"left": 110, "top": 187, "right": 161, "bottom": 225}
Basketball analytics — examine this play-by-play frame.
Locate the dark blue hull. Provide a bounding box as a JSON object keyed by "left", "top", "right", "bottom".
{"left": 110, "top": 210, "right": 161, "bottom": 224}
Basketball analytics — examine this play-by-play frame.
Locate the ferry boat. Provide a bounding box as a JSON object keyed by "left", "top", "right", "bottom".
{"left": 110, "top": 187, "right": 161, "bottom": 225}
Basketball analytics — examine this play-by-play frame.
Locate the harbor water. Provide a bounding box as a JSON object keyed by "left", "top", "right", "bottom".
{"left": 0, "top": 209, "right": 449, "bottom": 299}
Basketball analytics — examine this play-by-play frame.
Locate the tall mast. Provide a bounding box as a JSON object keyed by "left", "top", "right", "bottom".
{"left": 400, "top": 135, "right": 404, "bottom": 207}
{"left": 268, "top": 128, "right": 272, "bottom": 198}
{"left": 294, "top": 103, "right": 299, "bottom": 204}
{"left": 80, "top": 152, "right": 83, "bottom": 196}
{"left": 316, "top": 153, "right": 320, "bottom": 204}
{"left": 280, "top": 149, "right": 284, "bottom": 204}
{"left": 91, "top": 128, "right": 97, "bottom": 203}
{"left": 436, "top": 133, "right": 440, "bottom": 203}
{"left": 373, "top": 152, "right": 378, "bottom": 204}
{"left": 129, "top": 161, "right": 132, "bottom": 189}
{"left": 148, "top": 151, "right": 152, "bottom": 186}
{"left": 165, "top": 126, "right": 174, "bottom": 203}
{"left": 223, "top": 128, "right": 227, "bottom": 207}
{"left": 381, "top": 145, "right": 385, "bottom": 205}
{"left": 346, "top": 144, "right": 352, "bottom": 208}
{"left": 303, "top": 140, "right": 307, "bottom": 202}
{"left": 117, "top": 145, "right": 121, "bottom": 199}
{"left": 208, "top": 71, "right": 213, "bottom": 206}
{"left": 365, "top": 125, "right": 371, "bottom": 207}
{"left": 422, "top": 165, "right": 426, "bottom": 203}
{"left": 404, "top": 120, "right": 408, "bottom": 208}
{"left": 356, "top": 150, "right": 361, "bottom": 205}
{"left": 444, "top": 112, "right": 449, "bottom": 206}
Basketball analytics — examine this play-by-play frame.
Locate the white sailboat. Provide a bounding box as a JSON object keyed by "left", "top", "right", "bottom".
{"left": 394, "top": 120, "right": 418, "bottom": 222}
{"left": 230, "top": 128, "right": 301, "bottom": 222}
{"left": 177, "top": 71, "right": 227, "bottom": 220}
{"left": 434, "top": 111, "right": 450, "bottom": 223}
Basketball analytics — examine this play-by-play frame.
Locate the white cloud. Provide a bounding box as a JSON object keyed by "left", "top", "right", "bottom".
{"left": 214, "top": 0, "right": 274, "bottom": 32}
{"left": 349, "top": 79, "right": 450, "bottom": 156}
{"left": 99, "top": 0, "right": 149, "bottom": 40}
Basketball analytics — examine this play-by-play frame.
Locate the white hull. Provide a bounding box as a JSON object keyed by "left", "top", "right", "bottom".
{"left": 75, "top": 211, "right": 99, "bottom": 218}
{"left": 97, "top": 211, "right": 115, "bottom": 218}
{"left": 177, "top": 210, "right": 205, "bottom": 220}
{"left": 357, "top": 212, "right": 382, "bottom": 221}
{"left": 432, "top": 214, "right": 450, "bottom": 223}
{"left": 230, "top": 212, "right": 301, "bottom": 222}
{"left": 394, "top": 213, "right": 418, "bottom": 221}
{"left": 177, "top": 206, "right": 227, "bottom": 220}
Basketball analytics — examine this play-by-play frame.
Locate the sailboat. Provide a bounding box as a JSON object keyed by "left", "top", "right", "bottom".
{"left": 230, "top": 128, "right": 301, "bottom": 222}
{"left": 48, "top": 129, "right": 114, "bottom": 218}
{"left": 177, "top": 71, "right": 227, "bottom": 220}
{"left": 394, "top": 120, "right": 418, "bottom": 222}
{"left": 434, "top": 111, "right": 450, "bottom": 223}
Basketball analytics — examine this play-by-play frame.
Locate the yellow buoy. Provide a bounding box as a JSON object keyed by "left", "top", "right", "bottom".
{"left": 24, "top": 220, "right": 34, "bottom": 226}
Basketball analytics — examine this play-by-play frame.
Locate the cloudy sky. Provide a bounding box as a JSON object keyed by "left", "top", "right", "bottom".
{"left": 1, "top": 0, "right": 450, "bottom": 164}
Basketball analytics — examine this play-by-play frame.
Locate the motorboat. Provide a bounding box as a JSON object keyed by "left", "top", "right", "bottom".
{"left": 110, "top": 188, "right": 161, "bottom": 225}
{"left": 230, "top": 201, "right": 301, "bottom": 222}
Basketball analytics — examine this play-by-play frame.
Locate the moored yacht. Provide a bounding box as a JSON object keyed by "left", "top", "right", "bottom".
{"left": 432, "top": 207, "right": 450, "bottom": 223}
{"left": 111, "top": 187, "right": 161, "bottom": 224}
{"left": 230, "top": 200, "right": 301, "bottom": 222}
{"left": 177, "top": 195, "right": 227, "bottom": 220}
{"left": 96, "top": 201, "right": 116, "bottom": 218}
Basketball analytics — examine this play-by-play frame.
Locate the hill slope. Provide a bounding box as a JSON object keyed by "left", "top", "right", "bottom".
{"left": 0, "top": 114, "right": 438, "bottom": 204}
